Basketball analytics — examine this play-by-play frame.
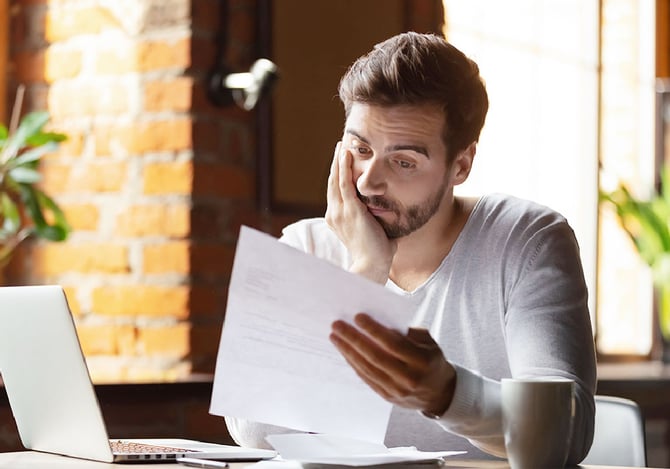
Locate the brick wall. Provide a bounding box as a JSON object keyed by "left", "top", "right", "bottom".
{"left": 5, "top": 0, "right": 274, "bottom": 382}
{"left": 4, "top": 0, "right": 443, "bottom": 383}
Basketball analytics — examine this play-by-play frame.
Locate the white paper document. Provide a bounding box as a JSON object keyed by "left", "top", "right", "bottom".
{"left": 210, "top": 226, "right": 416, "bottom": 443}
{"left": 264, "top": 434, "right": 466, "bottom": 467}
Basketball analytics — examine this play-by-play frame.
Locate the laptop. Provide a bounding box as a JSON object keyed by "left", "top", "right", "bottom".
{"left": 0, "top": 285, "right": 277, "bottom": 463}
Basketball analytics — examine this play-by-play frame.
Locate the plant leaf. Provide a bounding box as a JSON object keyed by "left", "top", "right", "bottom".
{"left": 9, "top": 166, "right": 42, "bottom": 184}
{"left": 658, "top": 281, "right": 670, "bottom": 340}
{"left": 0, "top": 193, "right": 20, "bottom": 235}
{"left": 0, "top": 112, "right": 50, "bottom": 165}
{"left": 601, "top": 184, "right": 670, "bottom": 265}
{"left": 35, "top": 189, "right": 70, "bottom": 241}
{"left": 0, "top": 124, "right": 7, "bottom": 142}
{"left": 20, "top": 186, "right": 70, "bottom": 242}
{"left": 9, "top": 141, "right": 59, "bottom": 168}
{"left": 26, "top": 131, "right": 67, "bottom": 147}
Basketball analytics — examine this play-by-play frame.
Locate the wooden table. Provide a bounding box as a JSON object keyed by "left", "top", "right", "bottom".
{"left": 0, "top": 451, "right": 661, "bottom": 469}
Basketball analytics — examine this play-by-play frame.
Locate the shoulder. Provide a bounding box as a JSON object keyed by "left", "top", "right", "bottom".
{"left": 471, "top": 193, "right": 574, "bottom": 244}
{"left": 474, "top": 193, "right": 568, "bottom": 228}
{"left": 280, "top": 218, "right": 350, "bottom": 268}
{"left": 280, "top": 218, "right": 337, "bottom": 247}
{"left": 468, "top": 194, "right": 580, "bottom": 263}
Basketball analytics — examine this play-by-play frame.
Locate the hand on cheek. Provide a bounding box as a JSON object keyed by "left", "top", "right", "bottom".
{"left": 325, "top": 142, "right": 396, "bottom": 284}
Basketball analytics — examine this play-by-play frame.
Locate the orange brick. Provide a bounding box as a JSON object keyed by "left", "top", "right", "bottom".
{"left": 76, "top": 324, "right": 136, "bottom": 356}
{"left": 45, "top": 47, "right": 83, "bottom": 82}
{"left": 61, "top": 203, "right": 99, "bottom": 231}
{"left": 34, "top": 243, "right": 130, "bottom": 275}
{"left": 92, "top": 285, "right": 190, "bottom": 318}
{"left": 143, "top": 241, "right": 190, "bottom": 274}
{"left": 131, "top": 120, "right": 193, "bottom": 154}
{"left": 41, "top": 162, "right": 126, "bottom": 194}
{"left": 137, "top": 323, "right": 191, "bottom": 357}
{"left": 137, "top": 38, "right": 190, "bottom": 71}
{"left": 95, "top": 119, "right": 192, "bottom": 156}
{"left": 46, "top": 6, "right": 120, "bottom": 42}
{"left": 77, "top": 325, "right": 115, "bottom": 355}
{"left": 38, "top": 163, "right": 69, "bottom": 194}
{"left": 116, "top": 203, "right": 191, "bottom": 237}
{"left": 48, "top": 81, "right": 131, "bottom": 119}
{"left": 143, "top": 161, "right": 193, "bottom": 195}
{"left": 144, "top": 77, "right": 193, "bottom": 112}
{"left": 76, "top": 161, "right": 127, "bottom": 192}
{"left": 95, "top": 37, "right": 190, "bottom": 74}
{"left": 193, "top": 163, "right": 255, "bottom": 198}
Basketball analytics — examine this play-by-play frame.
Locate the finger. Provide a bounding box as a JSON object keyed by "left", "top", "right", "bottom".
{"left": 330, "top": 329, "right": 403, "bottom": 399}
{"left": 331, "top": 320, "right": 418, "bottom": 387}
{"left": 327, "top": 142, "right": 342, "bottom": 204}
{"left": 407, "top": 327, "right": 435, "bottom": 345}
{"left": 354, "top": 314, "right": 433, "bottom": 366}
{"left": 338, "top": 147, "right": 359, "bottom": 202}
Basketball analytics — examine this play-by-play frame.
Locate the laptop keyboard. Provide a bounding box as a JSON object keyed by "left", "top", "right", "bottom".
{"left": 110, "top": 440, "right": 198, "bottom": 455}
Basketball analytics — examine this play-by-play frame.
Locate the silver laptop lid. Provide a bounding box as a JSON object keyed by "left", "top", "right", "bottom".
{"left": 0, "top": 285, "right": 115, "bottom": 462}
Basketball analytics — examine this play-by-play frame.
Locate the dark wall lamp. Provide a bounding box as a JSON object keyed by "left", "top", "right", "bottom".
{"left": 207, "top": 58, "right": 279, "bottom": 111}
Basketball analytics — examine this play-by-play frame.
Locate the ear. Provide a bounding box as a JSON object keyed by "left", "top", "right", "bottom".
{"left": 450, "top": 142, "right": 476, "bottom": 185}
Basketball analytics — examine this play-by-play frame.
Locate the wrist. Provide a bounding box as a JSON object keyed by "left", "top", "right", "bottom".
{"left": 421, "top": 370, "right": 457, "bottom": 420}
{"left": 350, "top": 259, "right": 391, "bottom": 284}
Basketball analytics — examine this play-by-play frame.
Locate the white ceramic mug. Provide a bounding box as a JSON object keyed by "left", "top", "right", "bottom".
{"left": 501, "top": 377, "right": 575, "bottom": 469}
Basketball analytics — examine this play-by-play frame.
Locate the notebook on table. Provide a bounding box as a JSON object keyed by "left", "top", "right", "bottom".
{"left": 0, "top": 285, "right": 276, "bottom": 463}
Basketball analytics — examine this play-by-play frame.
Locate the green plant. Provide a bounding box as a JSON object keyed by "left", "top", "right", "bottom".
{"left": 0, "top": 111, "right": 71, "bottom": 269}
{"left": 600, "top": 167, "right": 670, "bottom": 341}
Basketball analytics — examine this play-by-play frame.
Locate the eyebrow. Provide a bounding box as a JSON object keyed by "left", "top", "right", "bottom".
{"left": 345, "top": 129, "right": 430, "bottom": 159}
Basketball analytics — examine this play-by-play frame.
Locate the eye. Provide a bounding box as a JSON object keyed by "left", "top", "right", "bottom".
{"left": 396, "top": 159, "right": 415, "bottom": 170}
{"left": 349, "top": 142, "right": 371, "bottom": 157}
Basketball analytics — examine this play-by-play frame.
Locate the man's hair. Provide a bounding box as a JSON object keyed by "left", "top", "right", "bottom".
{"left": 338, "top": 32, "right": 488, "bottom": 162}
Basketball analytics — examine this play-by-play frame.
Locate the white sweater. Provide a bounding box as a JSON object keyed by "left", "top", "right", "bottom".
{"left": 225, "top": 193, "right": 596, "bottom": 464}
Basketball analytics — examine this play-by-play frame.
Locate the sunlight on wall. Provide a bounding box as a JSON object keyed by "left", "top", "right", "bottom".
{"left": 442, "top": 0, "right": 600, "bottom": 321}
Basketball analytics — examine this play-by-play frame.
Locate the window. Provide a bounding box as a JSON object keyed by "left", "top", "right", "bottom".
{"left": 444, "top": 0, "right": 659, "bottom": 358}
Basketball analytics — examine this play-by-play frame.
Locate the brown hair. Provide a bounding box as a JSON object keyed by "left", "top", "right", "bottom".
{"left": 338, "top": 32, "right": 488, "bottom": 162}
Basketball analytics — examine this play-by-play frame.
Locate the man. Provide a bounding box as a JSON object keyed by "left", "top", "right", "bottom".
{"left": 226, "top": 31, "right": 596, "bottom": 463}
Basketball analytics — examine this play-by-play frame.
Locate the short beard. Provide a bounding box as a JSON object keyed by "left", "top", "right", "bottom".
{"left": 358, "top": 181, "right": 447, "bottom": 239}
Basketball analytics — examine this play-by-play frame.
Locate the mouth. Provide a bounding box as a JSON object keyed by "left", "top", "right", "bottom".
{"left": 366, "top": 206, "right": 392, "bottom": 217}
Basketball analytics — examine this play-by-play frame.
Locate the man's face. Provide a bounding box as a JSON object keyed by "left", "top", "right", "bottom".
{"left": 343, "top": 103, "right": 452, "bottom": 239}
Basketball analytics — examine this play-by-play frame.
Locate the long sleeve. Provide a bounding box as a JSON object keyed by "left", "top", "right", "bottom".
{"left": 224, "top": 196, "right": 596, "bottom": 463}
{"left": 425, "top": 218, "right": 596, "bottom": 464}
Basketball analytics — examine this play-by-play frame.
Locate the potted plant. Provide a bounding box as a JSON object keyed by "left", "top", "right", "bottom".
{"left": 0, "top": 109, "right": 70, "bottom": 270}
{"left": 600, "top": 167, "right": 670, "bottom": 363}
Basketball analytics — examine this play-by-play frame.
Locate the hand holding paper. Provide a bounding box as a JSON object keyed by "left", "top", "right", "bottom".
{"left": 210, "top": 227, "right": 416, "bottom": 443}
{"left": 330, "top": 316, "right": 456, "bottom": 418}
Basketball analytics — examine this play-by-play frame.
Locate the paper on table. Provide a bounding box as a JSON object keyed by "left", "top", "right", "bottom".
{"left": 265, "top": 434, "right": 466, "bottom": 467}
{"left": 210, "top": 226, "right": 416, "bottom": 443}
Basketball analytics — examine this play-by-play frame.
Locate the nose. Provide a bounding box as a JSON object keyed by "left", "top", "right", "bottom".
{"left": 355, "top": 156, "right": 387, "bottom": 197}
